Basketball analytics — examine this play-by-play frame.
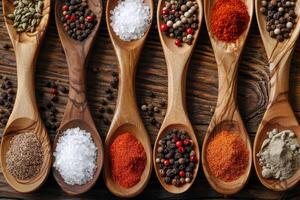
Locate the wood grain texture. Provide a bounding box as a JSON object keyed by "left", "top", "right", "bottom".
{"left": 153, "top": 0, "right": 202, "bottom": 194}
{"left": 201, "top": 0, "right": 253, "bottom": 195}
{"left": 103, "top": 0, "right": 153, "bottom": 198}
{"left": 253, "top": 0, "right": 300, "bottom": 192}
{"left": 52, "top": 0, "right": 104, "bottom": 195}
{"left": 0, "top": 0, "right": 300, "bottom": 199}
{"left": 0, "top": 0, "right": 52, "bottom": 193}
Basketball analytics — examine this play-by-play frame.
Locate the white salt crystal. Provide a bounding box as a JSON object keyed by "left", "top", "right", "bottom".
{"left": 110, "top": 0, "right": 151, "bottom": 41}
{"left": 53, "top": 127, "right": 97, "bottom": 185}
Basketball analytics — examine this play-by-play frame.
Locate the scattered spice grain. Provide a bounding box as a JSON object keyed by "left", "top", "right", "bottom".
{"left": 206, "top": 130, "right": 249, "bottom": 182}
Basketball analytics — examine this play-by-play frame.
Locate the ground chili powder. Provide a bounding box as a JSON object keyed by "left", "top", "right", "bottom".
{"left": 109, "top": 132, "right": 147, "bottom": 188}
{"left": 206, "top": 130, "right": 249, "bottom": 182}
{"left": 210, "top": 0, "right": 250, "bottom": 42}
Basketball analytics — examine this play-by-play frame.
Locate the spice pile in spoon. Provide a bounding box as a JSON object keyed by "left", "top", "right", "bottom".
{"left": 61, "top": 0, "right": 97, "bottom": 41}
{"left": 259, "top": 0, "right": 297, "bottom": 42}
{"left": 159, "top": 0, "right": 200, "bottom": 47}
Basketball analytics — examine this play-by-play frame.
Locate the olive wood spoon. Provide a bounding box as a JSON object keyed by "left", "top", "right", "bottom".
{"left": 201, "top": 0, "right": 253, "bottom": 195}
{"left": 103, "top": 0, "right": 153, "bottom": 198}
{"left": 253, "top": 0, "right": 300, "bottom": 191}
{"left": 52, "top": 0, "right": 103, "bottom": 195}
{"left": 153, "top": 0, "right": 203, "bottom": 194}
{"left": 0, "top": 0, "right": 51, "bottom": 193}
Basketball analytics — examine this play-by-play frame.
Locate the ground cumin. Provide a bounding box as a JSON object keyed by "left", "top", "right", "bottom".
{"left": 109, "top": 132, "right": 147, "bottom": 188}
{"left": 210, "top": 0, "right": 250, "bottom": 42}
{"left": 206, "top": 130, "right": 249, "bottom": 182}
{"left": 6, "top": 132, "right": 43, "bottom": 180}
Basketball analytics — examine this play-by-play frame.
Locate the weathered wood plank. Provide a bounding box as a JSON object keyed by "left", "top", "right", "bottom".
{"left": 0, "top": 0, "right": 300, "bottom": 199}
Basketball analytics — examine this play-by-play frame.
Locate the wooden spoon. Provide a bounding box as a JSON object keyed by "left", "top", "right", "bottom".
{"left": 52, "top": 0, "right": 103, "bottom": 195}
{"left": 201, "top": 0, "right": 253, "bottom": 195}
{"left": 253, "top": 0, "right": 300, "bottom": 191}
{"left": 0, "top": 0, "right": 51, "bottom": 193}
{"left": 153, "top": 0, "right": 203, "bottom": 194}
{"left": 103, "top": 0, "right": 153, "bottom": 198}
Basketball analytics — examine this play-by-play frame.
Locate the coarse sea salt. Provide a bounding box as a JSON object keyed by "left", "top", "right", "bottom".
{"left": 53, "top": 127, "right": 97, "bottom": 185}
{"left": 110, "top": 0, "right": 151, "bottom": 41}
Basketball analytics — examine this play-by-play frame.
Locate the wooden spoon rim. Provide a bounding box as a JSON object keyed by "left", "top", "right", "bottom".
{"left": 103, "top": 122, "right": 152, "bottom": 198}
{"left": 1, "top": 0, "right": 52, "bottom": 193}
{"left": 254, "top": 0, "right": 300, "bottom": 60}
{"left": 253, "top": 118, "right": 300, "bottom": 191}
{"left": 105, "top": 0, "right": 154, "bottom": 49}
{"left": 156, "top": 0, "right": 203, "bottom": 55}
{"left": 204, "top": 0, "right": 254, "bottom": 57}
{"left": 54, "top": 0, "right": 102, "bottom": 48}
{"left": 201, "top": 119, "right": 252, "bottom": 195}
{"left": 253, "top": 0, "right": 300, "bottom": 191}
{"left": 153, "top": 123, "right": 200, "bottom": 194}
{"left": 0, "top": 117, "right": 51, "bottom": 193}
{"left": 2, "top": 0, "right": 51, "bottom": 46}
{"left": 52, "top": 119, "right": 103, "bottom": 195}
{"left": 201, "top": 0, "right": 254, "bottom": 195}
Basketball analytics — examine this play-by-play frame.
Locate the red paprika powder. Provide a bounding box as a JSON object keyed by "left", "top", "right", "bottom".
{"left": 210, "top": 0, "right": 250, "bottom": 42}
{"left": 206, "top": 130, "right": 249, "bottom": 182}
{"left": 109, "top": 132, "right": 147, "bottom": 188}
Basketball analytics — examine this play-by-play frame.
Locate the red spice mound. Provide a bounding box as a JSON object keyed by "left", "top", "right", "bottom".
{"left": 210, "top": 0, "right": 250, "bottom": 42}
{"left": 109, "top": 132, "right": 147, "bottom": 188}
{"left": 206, "top": 131, "right": 249, "bottom": 182}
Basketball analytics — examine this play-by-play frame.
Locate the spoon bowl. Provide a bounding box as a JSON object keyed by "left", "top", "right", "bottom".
{"left": 202, "top": 120, "right": 252, "bottom": 194}
{"left": 0, "top": 0, "right": 51, "bottom": 193}
{"left": 153, "top": 0, "right": 203, "bottom": 194}
{"left": 52, "top": 119, "right": 103, "bottom": 195}
{"left": 0, "top": 118, "right": 51, "bottom": 192}
{"left": 254, "top": 117, "right": 300, "bottom": 191}
{"left": 53, "top": 0, "right": 104, "bottom": 195}
{"left": 153, "top": 123, "right": 200, "bottom": 193}
{"left": 103, "top": 0, "right": 153, "bottom": 197}
{"left": 104, "top": 123, "right": 152, "bottom": 197}
{"left": 201, "top": 0, "right": 253, "bottom": 195}
{"left": 253, "top": 0, "right": 300, "bottom": 191}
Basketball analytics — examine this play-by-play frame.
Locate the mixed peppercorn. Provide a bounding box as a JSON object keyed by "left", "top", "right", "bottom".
{"left": 96, "top": 71, "right": 119, "bottom": 126}
{"left": 140, "top": 91, "right": 166, "bottom": 129}
{"left": 39, "top": 81, "right": 68, "bottom": 135}
{"left": 159, "top": 0, "right": 199, "bottom": 47}
{"left": 155, "top": 129, "right": 196, "bottom": 186}
{"left": 61, "top": 0, "right": 97, "bottom": 41}
{"left": 260, "top": 0, "right": 297, "bottom": 42}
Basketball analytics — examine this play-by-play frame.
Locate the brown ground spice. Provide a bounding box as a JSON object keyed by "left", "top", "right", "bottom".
{"left": 6, "top": 132, "right": 43, "bottom": 180}
{"left": 206, "top": 131, "right": 249, "bottom": 182}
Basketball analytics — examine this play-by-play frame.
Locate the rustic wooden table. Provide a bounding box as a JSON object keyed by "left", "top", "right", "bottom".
{"left": 0, "top": 1, "right": 300, "bottom": 199}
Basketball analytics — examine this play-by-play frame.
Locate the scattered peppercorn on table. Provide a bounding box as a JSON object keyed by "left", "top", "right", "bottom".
{"left": 0, "top": 0, "right": 300, "bottom": 199}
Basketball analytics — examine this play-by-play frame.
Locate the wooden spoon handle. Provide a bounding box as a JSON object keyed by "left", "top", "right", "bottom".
{"left": 59, "top": 48, "right": 92, "bottom": 124}
{"left": 268, "top": 47, "right": 294, "bottom": 106}
{"left": 164, "top": 50, "right": 190, "bottom": 121}
{"left": 214, "top": 55, "right": 239, "bottom": 120}
{"left": 11, "top": 43, "right": 39, "bottom": 120}
{"left": 114, "top": 48, "right": 141, "bottom": 119}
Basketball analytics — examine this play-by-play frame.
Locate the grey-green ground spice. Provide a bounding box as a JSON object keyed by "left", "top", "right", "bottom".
{"left": 6, "top": 132, "right": 43, "bottom": 180}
